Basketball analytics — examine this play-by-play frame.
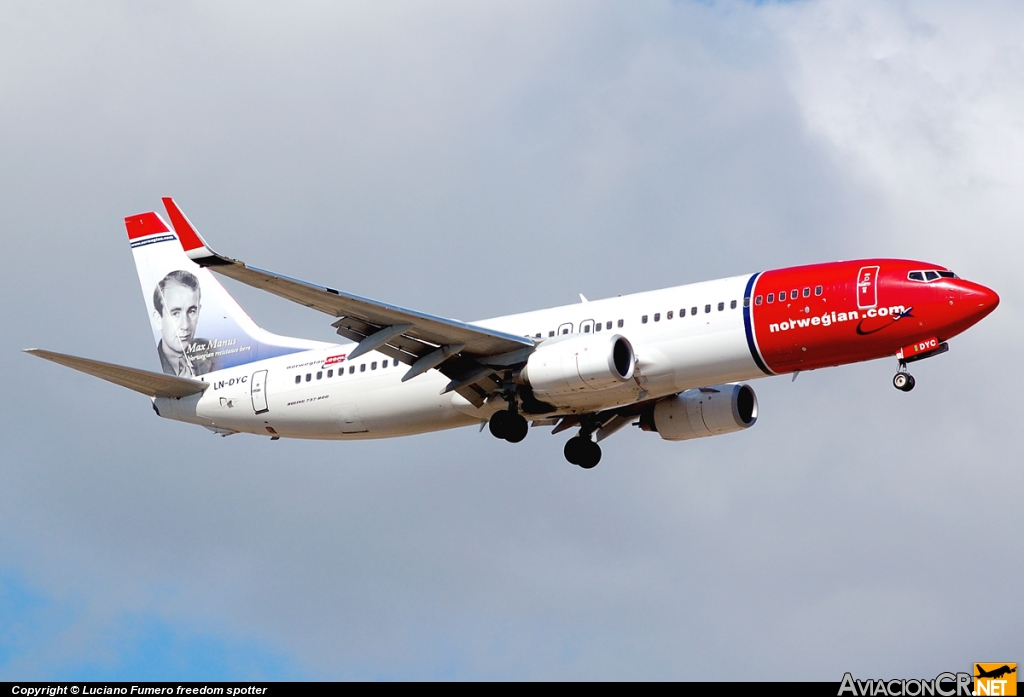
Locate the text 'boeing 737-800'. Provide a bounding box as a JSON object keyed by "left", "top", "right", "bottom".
{"left": 26, "top": 198, "right": 999, "bottom": 469}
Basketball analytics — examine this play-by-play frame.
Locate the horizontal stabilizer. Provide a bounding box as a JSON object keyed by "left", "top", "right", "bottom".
{"left": 24, "top": 349, "right": 209, "bottom": 398}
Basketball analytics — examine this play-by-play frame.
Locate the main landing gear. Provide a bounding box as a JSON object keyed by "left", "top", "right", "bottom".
{"left": 893, "top": 363, "right": 916, "bottom": 392}
{"left": 564, "top": 436, "right": 601, "bottom": 469}
{"left": 487, "top": 399, "right": 602, "bottom": 469}
{"left": 488, "top": 408, "right": 529, "bottom": 443}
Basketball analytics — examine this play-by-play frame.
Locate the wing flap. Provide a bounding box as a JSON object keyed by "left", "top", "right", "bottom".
{"left": 24, "top": 349, "right": 208, "bottom": 399}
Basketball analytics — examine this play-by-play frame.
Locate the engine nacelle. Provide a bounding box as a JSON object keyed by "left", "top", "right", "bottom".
{"left": 518, "top": 334, "right": 635, "bottom": 399}
{"left": 639, "top": 383, "right": 758, "bottom": 441}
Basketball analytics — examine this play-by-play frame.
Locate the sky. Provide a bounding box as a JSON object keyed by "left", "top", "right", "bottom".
{"left": 1, "top": 0, "right": 1021, "bottom": 681}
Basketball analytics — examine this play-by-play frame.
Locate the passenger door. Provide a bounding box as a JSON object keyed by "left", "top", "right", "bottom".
{"left": 857, "top": 266, "right": 879, "bottom": 309}
{"left": 251, "top": 369, "right": 269, "bottom": 414}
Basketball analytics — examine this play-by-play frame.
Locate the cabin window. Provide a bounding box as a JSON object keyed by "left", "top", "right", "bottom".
{"left": 535, "top": 333, "right": 541, "bottom": 339}
{"left": 549, "top": 330, "right": 555, "bottom": 337}
{"left": 305, "top": 373, "right": 311, "bottom": 382}
{"left": 618, "top": 319, "right": 624, "bottom": 328}
{"left": 349, "top": 365, "right": 355, "bottom": 374}
{"left": 654, "top": 313, "right": 660, "bottom": 322}
{"left": 606, "top": 321, "right": 613, "bottom": 330}
{"left": 295, "top": 375, "right": 301, "bottom": 384}
{"left": 803, "top": 287, "right": 810, "bottom": 298}
{"left": 767, "top": 293, "right": 774, "bottom": 303}
{"left": 717, "top": 302, "right": 724, "bottom": 311}
{"left": 316, "top": 371, "right": 322, "bottom": 380}
{"left": 924, "top": 271, "right": 939, "bottom": 281}
{"left": 815, "top": 285, "right": 823, "bottom": 296}
{"left": 667, "top": 310, "right": 674, "bottom": 320}
{"left": 755, "top": 295, "right": 763, "bottom": 305}
{"left": 360, "top": 364, "right": 366, "bottom": 373}
{"left": 583, "top": 324, "right": 591, "bottom": 333}
{"left": 595, "top": 322, "right": 602, "bottom": 332}
{"left": 691, "top": 307, "right": 697, "bottom": 316}
{"left": 703, "top": 304, "right": 710, "bottom": 313}
{"left": 371, "top": 361, "right": 377, "bottom": 370}
{"left": 680, "top": 308, "right": 686, "bottom": 317}
{"left": 382, "top": 360, "right": 388, "bottom": 368}
{"left": 938, "top": 271, "right": 957, "bottom": 279}
{"left": 327, "top": 369, "right": 333, "bottom": 378}
{"left": 562, "top": 327, "right": 569, "bottom": 335}
{"left": 731, "top": 299, "right": 738, "bottom": 309}
{"left": 642, "top": 315, "right": 648, "bottom": 324}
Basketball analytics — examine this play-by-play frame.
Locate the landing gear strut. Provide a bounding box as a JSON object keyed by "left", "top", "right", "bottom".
{"left": 893, "top": 363, "right": 916, "bottom": 392}
{"left": 564, "top": 435, "right": 601, "bottom": 469}
{"left": 489, "top": 408, "right": 528, "bottom": 443}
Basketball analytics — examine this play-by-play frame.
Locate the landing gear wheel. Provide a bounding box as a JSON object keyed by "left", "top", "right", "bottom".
{"left": 489, "top": 410, "right": 529, "bottom": 442}
{"left": 488, "top": 410, "right": 511, "bottom": 439}
{"left": 504, "top": 413, "right": 529, "bottom": 443}
{"left": 564, "top": 437, "right": 601, "bottom": 469}
{"left": 564, "top": 437, "right": 583, "bottom": 465}
{"left": 893, "top": 373, "right": 915, "bottom": 392}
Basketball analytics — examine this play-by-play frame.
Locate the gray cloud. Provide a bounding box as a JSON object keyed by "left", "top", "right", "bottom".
{"left": 1, "top": 0, "right": 1019, "bottom": 679}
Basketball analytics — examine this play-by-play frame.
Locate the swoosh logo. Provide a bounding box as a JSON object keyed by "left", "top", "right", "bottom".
{"left": 856, "top": 307, "right": 914, "bottom": 336}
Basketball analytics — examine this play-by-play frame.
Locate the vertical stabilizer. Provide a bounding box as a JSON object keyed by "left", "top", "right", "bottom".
{"left": 126, "top": 207, "right": 323, "bottom": 378}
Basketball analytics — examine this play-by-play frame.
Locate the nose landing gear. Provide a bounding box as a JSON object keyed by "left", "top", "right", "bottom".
{"left": 893, "top": 362, "right": 916, "bottom": 392}
{"left": 893, "top": 373, "right": 915, "bottom": 391}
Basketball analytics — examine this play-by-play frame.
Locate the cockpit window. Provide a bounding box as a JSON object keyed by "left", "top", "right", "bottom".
{"left": 909, "top": 270, "right": 958, "bottom": 282}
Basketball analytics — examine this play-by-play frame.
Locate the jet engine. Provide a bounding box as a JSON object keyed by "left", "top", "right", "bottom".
{"left": 639, "top": 383, "right": 758, "bottom": 441}
{"left": 517, "top": 334, "right": 635, "bottom": 399}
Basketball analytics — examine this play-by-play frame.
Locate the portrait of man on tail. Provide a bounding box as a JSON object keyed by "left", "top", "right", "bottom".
{"left": 152, "top": 269, "right": 216, "bottom": 377}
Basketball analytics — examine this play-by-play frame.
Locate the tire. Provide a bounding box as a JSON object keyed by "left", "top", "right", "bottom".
{"left": 488, "top": 410, "right": 510, "bottom": 439}
{"left": 903, "top": 374, "right": 916, "bottom": 392}
{"left": 564, "top": 437, "right": 584, "bottom": 465}
{"left": 504, "top": 413, "right": 529, "bottom": 443}
{"left": 578, "top": 440, "right": 602, "bottom": 469}
{"left": 893, "top": 374, "right": 908, "bottom": 390}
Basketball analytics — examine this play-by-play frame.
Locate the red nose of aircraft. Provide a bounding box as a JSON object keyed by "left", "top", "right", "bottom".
{"left": 957, "top": 279, "right": 1000, "bottom": 323}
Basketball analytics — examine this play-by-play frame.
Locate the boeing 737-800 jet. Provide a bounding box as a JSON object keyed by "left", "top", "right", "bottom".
{"left": 26, "top": 199, "right": 999, "bottom": 468}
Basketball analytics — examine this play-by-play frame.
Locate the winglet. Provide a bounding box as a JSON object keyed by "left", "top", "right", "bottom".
{"left": 162, "top": 197, "right": 232, "bottom": 266}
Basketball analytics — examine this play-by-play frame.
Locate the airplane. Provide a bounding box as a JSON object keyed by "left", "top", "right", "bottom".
{"left": 25, "top": 198, "right": 1000, "bottom": 469}
{"left": 976, "top": 665, "right": 1016, "bottom": 680}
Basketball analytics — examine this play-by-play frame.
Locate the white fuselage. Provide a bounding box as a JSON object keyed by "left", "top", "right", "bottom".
{"left": 155, "top": 274, "right": 764, "bottom": 439}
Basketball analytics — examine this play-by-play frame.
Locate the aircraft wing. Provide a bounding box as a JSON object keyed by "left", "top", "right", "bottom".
{"left": 162, "top": 198, "right": 534, "bottom": 406}
{"left": 24, "top": 349, "right": 208, "bottom": 399}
